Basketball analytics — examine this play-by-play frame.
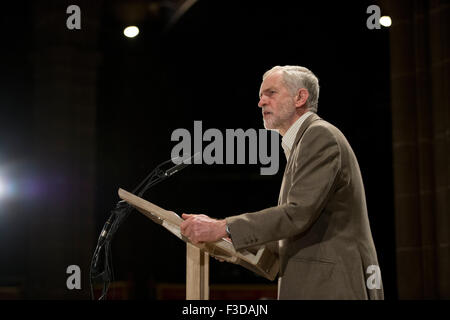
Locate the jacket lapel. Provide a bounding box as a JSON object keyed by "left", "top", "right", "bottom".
{"left": 278, "top": 113, "right": 321, "bottom": 205}
{"left": 288, "top": 112, "right": 321, "bottom": 165}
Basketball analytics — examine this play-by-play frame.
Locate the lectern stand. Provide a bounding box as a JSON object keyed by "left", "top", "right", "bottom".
{"left": 186, "top": 244, "right": 209, "bottom": 299}
{"left": 118, "top": 188, "right": 278, "bottom": 300}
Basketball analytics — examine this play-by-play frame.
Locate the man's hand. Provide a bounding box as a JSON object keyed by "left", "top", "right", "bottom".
{"left": 180, "top": 213, "right": 228, "bottom": 244}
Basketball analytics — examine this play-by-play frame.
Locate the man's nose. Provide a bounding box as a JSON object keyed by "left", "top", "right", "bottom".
{"left": 258, "top": 96, "right": 266, "bottom": 108}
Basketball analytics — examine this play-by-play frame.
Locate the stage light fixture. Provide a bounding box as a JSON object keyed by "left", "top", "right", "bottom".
{"left": 380, "top": 16, "right": 392, "bottom": 27}
{"left": 124, "top": 26, "right": 139, "bottom": 38}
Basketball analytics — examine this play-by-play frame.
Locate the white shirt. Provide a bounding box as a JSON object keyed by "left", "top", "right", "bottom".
{"left": 281, "top": 111, "right": 314, "bottom": 160}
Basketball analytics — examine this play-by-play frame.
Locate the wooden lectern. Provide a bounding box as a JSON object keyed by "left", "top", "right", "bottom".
{"left": 118, "top": 188, "right": 279, "bottom": 300}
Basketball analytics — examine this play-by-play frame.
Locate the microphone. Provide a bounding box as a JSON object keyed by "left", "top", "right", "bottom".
{"left": 98, "top": 200, "right": 129, "bottom": 242}
{"left": 99, "top": 213, "right": 114, "bottom": 240}
{"left": 90, "top": 152, "right": 200, "bottom": 299}
{"left": 164, "top": 152, "right": 201, "bottom": 177}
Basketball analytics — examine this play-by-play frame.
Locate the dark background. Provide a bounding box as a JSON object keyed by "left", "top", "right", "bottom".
{"left": 0, "top": 0, "right": 395, "bottom": 299}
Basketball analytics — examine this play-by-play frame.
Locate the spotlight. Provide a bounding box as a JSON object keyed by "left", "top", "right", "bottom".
{"left": 124, "top": 26, "right": 139, "bottom": 38}
{"left": 380, "top": 16, "right": 392, "bottom": 27}
{"left": 0, "top": 176, "right": 5, "bottom": 198}
{"left": 0, "top": 173, "right": 16, "bottom": 201}
{"left": 0, "top": 175, "right": 10, "bottom": 200}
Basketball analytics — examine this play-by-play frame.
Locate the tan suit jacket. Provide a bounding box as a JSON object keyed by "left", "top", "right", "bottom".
{"left": 226, "top": 113, "right": 384, "bottom": 299}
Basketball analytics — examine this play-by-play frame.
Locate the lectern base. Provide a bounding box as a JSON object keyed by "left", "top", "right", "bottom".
{"left": 186, "top": 243, "right": 209, "bottom": 300}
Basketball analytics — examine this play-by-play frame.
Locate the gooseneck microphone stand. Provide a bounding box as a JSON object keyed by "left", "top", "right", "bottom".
{"left": 89, "top": 153, "right": 198, "bottom": 300}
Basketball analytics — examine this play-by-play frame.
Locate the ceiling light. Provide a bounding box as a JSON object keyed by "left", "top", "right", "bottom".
{"left": 124, "top": 26, "right": 139, "bottom": 38}
{"left": 380, "top": 16, "right": 392, "bottom": 27}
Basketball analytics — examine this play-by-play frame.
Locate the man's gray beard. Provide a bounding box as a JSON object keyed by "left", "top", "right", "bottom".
{"left": 263, "top": 119, "right": 280, "bottom": 134}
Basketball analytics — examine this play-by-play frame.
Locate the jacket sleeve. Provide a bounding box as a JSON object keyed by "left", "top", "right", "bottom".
{"left": 226, "top": 125, "right": 341, "bottom": 251}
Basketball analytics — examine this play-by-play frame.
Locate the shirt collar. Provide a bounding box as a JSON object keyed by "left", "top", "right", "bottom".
{"left": 281, "top": 111, "right": 314, "bottom": 159}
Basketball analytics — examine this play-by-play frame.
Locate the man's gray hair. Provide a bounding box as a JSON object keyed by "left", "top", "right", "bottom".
{"left": 263, "top": 65, "right": 320, "bottom": 113}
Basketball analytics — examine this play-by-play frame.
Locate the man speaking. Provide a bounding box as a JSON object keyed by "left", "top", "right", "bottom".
{"left": 180, "top": 65, "right": 384, "bottom": 300}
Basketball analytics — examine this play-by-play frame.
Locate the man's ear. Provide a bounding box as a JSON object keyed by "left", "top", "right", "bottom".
{"left": 295, "top": 88, "right": 309, "bottom": 108}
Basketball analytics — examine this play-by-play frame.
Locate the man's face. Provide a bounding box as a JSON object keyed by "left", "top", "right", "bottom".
{"left": 258, "top": 71, "right": 297, "bottom": 135}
